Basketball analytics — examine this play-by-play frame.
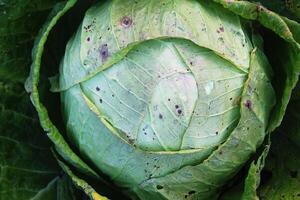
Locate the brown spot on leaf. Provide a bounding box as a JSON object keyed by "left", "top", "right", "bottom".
{"left": 219, "top": 26, "right": 224, "bottom": 32}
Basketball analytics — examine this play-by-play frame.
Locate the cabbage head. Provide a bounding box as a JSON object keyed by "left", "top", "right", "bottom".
{"left": 25, "top": 0, "right": 300, "bottom": 200}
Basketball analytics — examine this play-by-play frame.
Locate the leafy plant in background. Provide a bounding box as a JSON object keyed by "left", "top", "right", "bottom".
{"left": 1, "top": 0, "right": 300, "bottom": 200}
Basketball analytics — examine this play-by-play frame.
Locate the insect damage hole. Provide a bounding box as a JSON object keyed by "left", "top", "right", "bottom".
{"left": 156, "top": 185, "right": 163, "bottom": 190}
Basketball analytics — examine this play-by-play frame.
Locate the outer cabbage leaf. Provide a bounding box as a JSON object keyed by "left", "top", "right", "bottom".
{"left": 256, "top": 13, "right": 300, "bottom": 200}
{"left": 25, "top": 0, "right": 100, "bottom": 179}
{"left": 256, "top": 80, "right": 300, "bottom": 199}
{"left": 0, "top": 0, "right": 86, "bottom": 199}
{"left": 31, "top": 174, "right": 85, "bottom": 200}
{"left": 215, "top": 0, "right": 300, "bottom": 133}
{"left": 56, "top": 157, "right": 109, "bottom": 200}
{"left": 254, "top": 0, "right": 300, "bottom": 22}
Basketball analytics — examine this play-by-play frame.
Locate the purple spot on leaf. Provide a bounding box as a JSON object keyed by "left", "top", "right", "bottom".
{"left": 244, "top": 100, "right": 252, "bottom": 109}
{"left": 121, "top": 16, "right": 133, "bottom": 28}
{"left": 100, "top": 44, "right": 109, "bottom": 62}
